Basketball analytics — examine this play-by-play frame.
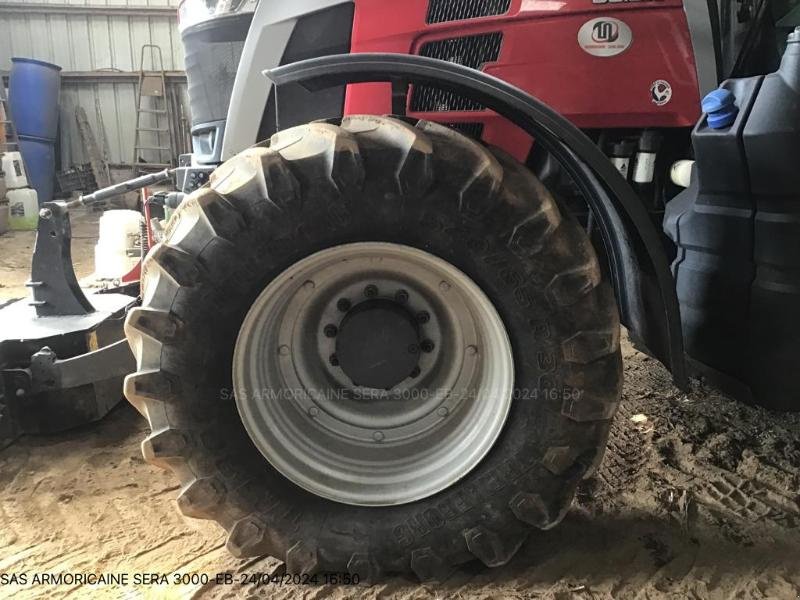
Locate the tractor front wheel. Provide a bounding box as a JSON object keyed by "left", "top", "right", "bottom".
{"left": 124, "top": 116, "right": 622, "bottom": 581}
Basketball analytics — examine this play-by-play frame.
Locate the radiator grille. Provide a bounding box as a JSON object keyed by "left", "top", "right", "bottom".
{"left": 426, "top": 0, "right": 511, "bottom": 24}
{"left": 446, "top": 122, "right": 484, "bottom": 139}
{"left": 410, "top": 33, "right": 502, "bottom": 112}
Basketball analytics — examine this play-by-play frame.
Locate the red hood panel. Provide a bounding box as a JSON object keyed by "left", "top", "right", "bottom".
{"left": 346, "top": 0, "right": 701, "bottom": 158}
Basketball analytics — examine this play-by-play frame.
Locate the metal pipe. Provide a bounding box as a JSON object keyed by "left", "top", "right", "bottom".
{"left": 70, "top": 168, "right": 175, "bottom": 208}
{"left": 2, "top": 72, "right": 186, "bottom": 86}
{"left": 0, "top": 2, "right": 176, "bottom": 17}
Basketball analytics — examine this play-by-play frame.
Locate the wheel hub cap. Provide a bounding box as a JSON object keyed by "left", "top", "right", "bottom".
{"left": 335, "top": 298, "right": 420, "bottom": 390}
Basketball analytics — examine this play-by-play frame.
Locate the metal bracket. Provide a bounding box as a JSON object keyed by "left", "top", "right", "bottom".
{"left": 28, "top": 340, "right": 135, "bottom": 394}
{"left": 29, "top": 202, "right": 94, "bottom": 317}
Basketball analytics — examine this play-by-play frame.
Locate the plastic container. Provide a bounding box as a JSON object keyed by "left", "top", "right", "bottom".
{"left": 665, "top": 30, "right": 800, "bottom": 411}
{"left": 8, "top": 57, "right": 62, "bottom": 141}
{"left": 1, "top": 151, "right": 29, "bottom": 189}
{"left": 18, "top": 135, "right": 55, "bottom": 204}
{"left": 7, "top": 188, "right": 39, "bottom": 230}
{"left": 742, "top": 30, "right": 800, "bottom": 410}
{"left": 94, "top": 210, "right": 143, "bottom": 279}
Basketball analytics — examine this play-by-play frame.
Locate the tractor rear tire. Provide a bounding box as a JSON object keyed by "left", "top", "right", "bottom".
{"left": 124, "top": 116, "right": 622, "bottom": 582}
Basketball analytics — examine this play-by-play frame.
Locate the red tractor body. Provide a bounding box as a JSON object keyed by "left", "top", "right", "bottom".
{"left": 346, "top": 0, "right": 702, "bottom": 160}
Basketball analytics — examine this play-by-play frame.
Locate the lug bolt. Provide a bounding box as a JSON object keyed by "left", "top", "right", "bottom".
{"left": 416, "top": 311, "right": 430, "bottom": 324}
{"left": 329, "top": 354, "right": 339, "bottom": 367}
{"left": 324, "top": 324, "right": 338, "bottom": 338}
{"left": 408, "top": 344, "right": 420, "bottom": 355}
{"left": 337, "top": 298, "right": 351, "bottom": 312}
{"left": 409, "top": 366, "right": 421, "bottom": 378}
{"left": 421, "top": 339, "right": 435, "bottom": 353}
{"left": 395, "top": 289, "right": 409, "bottom": 303}
{"left": 364, "top": 284, "right": 378, "bottom": 298}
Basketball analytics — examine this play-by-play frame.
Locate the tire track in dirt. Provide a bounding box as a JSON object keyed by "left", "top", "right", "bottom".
{"left": 1, "top": 337, "right": 799, "bottom": 599}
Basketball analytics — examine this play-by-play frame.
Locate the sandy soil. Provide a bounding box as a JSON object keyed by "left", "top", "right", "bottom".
{"left": 0, "top": 339, "right": 798, "bottom": 599}
{"left": 1, "top": 215, "right": 799, "bottom": 598}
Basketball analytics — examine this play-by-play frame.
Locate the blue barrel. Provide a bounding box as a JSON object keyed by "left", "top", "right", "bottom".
{"left": 9, "top": 57, "right": 62, "bottom": 141}
{"left": 19, "top": 135, "right": 56, "bottom": 205}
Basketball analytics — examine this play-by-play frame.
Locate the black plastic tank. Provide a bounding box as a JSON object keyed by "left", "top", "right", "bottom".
{"left": 665, "top": 29, "right": 800, "bottom": 411}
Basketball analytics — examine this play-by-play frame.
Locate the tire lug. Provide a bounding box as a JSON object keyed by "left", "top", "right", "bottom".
{"left": 421, "top": 339, "right": 435, "bottom": 353}
{"left": 373, "top": 431, "right": 384, "bottom": 442}
{"left": 324, "top": 324, "right": 338, "bottom": 338}
{"left": 329, "top": 354, "right": 339, "bottom": 367}
{"left": 395, "top": 289, "right": 409, "bottom": 303}
{"left": 337, "top": 298, "right": 351, "bottom": 312}
{"left": 410, "top": 366, "right": 421, "bottom": 378}
{"left": 364, "top": 284, "right": 378, "bottom": 298}
{"left": 416, "top": 311, "right": 430, "bottom": 324}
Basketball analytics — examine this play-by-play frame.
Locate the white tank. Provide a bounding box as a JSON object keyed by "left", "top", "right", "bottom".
{"left": 7, "top": 188, "right": 39, "bottom": 230}
{"left": 94, "top": 209, "right": 142, "bottom": 279}
{"left": 670, "top": 160, "right": 695, "bottom": 189}
{"left": 1, "top": 152, "right": 30, "bottom": 190}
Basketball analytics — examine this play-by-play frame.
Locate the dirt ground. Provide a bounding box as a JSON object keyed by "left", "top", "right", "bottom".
{"left": 1, "top": 214, "right": 799, "bottom": 599}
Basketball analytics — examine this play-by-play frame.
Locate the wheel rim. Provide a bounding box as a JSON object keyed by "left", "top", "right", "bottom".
{"left": 233, "top": 242, "right": 514, "bottom": 506}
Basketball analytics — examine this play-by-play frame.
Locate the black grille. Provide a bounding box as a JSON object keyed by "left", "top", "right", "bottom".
{"left": 426, "top": 0, "right": 511, "bottom": 24}
{"left": 410, "top": 33, "right": 502, "bottom": 112}
{"left": 446, "top": 122, "right": 484, "bottom": 139}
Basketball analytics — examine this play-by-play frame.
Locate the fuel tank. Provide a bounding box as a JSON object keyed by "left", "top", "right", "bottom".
{"left": 665, "top": 30, "right": 800, "bottom": 411}
{"left": 346, "top": 0, "right": 703, "bottom": 160}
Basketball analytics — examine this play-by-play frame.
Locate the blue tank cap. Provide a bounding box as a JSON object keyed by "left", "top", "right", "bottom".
{"left": 702, "top": 89, "right": 738, "bottom": 129}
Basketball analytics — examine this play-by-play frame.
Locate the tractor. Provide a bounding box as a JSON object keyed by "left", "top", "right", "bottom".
{"left": 123, "top": 0, "right": 800, "bottom": 581}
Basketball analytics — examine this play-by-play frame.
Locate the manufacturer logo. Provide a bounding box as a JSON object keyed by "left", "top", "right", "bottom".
{"left": 650, "top": 80, "right": 672, "bottom": 106}
{"left": 592, "top": 21, "right": 619, "bottom": 43}
{"left": 578, "top": 18, "right": 632, "bottom": 57}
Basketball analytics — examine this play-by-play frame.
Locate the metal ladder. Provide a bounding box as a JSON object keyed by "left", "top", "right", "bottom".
{"left": 132, "top": 45, "right": 175, "bottom": 174}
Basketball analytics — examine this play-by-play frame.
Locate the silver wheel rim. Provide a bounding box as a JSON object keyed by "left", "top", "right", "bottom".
{"left": 233, "top": 242, "right": 514, "bottom": 506}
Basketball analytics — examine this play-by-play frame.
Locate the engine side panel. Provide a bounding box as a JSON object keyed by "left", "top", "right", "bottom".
{"left": 346, "top": 0, "right": 702, "bottom": 159}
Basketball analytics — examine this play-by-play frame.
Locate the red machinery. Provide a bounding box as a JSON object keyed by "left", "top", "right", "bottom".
{"left": 347, "top": 0, "right": 703, "bottom": 162}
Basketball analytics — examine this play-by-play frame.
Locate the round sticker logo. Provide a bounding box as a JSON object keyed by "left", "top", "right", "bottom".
{"left": 650, "top": 80, "right": 673, "bottom": 106}
{"left": 578, "top": 18, "right": 633, "bottom": 57}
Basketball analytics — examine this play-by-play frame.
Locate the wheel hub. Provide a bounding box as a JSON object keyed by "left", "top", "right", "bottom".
{"left": 334, "top": 298, "right": 420, "bottom": 390}
{"left": 232, "top": 243, "right": 514, "bottom": 506}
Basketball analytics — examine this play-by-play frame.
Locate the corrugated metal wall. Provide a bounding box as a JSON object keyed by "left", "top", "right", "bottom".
{"left": 0, "top": 0, "right": 188, "bottom": 172}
